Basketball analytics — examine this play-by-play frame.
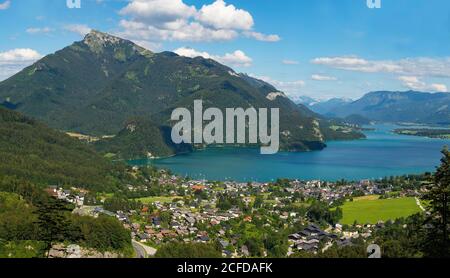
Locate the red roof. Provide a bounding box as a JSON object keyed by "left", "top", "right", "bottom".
{"left": 192, "top": 185, "right": 206, "bottom": 191}
{"left": 44, "top": 188, "right": 58, "bottom": 198}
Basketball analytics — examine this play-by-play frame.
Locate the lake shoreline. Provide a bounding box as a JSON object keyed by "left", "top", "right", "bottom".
{"left": 129, "top": 123, "right": 450, "bottom": 182}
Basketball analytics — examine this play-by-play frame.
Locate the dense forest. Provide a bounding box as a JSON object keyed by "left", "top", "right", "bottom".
{"left": 0, "top": 176, "right": 132, "bottom": 257}
{"left": 0, "top": 107, "right": 136, "bottom": 257}
{"left": 94, "top": 118, "right": 192, "bottom": 159}
{"left": 0, "top": 107, "right": 133, "bottom": 192}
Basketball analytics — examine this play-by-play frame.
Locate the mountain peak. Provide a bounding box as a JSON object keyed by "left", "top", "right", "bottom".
{"left": 84, "top": 29, "right": 119, "bottom": 40}
{"left": 83, "top": 30, "right": 125, "bottom": 49}
{"left": 82, "top": 30, "right": 153, "bottom": 56}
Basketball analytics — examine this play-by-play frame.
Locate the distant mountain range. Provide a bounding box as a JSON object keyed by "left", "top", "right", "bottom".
{"left": 0, "top": 30, "right": 363, "bottom": 158}
{"left": 291, "top": 95, "right": 318, "bottom": 107}
{"left": 296, "top": 91, "right": 450, "bottom": 125}
{"left": 309, "top": 98, "right": 353, "bottom": 116}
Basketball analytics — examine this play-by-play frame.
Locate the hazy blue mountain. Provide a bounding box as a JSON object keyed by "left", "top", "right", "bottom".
{"left": 327, "top": 91, "right": 450, "bottom": 124}
{"left": 308, "top": 98, "right": 353, "bottom": 116}
{"left": 343, "top": 114, "right": 373, "bottom": 126}
{"left": 292, "top": 95, "right": 318, "bottom": 106}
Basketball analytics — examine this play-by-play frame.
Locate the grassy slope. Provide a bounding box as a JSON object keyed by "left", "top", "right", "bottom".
{"left": 133, "top": 196, "right": 181, "bottom": 204}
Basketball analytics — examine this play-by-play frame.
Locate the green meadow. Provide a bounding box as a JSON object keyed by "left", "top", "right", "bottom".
{"left": 133, "top": 196, "right": 181, "bottom": 204}
{"left": 339, "top": 196, "right": 422, "bottom": 225}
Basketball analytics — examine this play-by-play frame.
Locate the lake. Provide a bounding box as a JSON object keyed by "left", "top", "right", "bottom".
{"left": 129, "top": 124, "right": 450, "bottom": 182}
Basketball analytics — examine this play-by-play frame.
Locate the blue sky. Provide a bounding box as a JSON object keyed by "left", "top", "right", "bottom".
{"left": 0, "top": 0, "right": 449, "bottom": 100}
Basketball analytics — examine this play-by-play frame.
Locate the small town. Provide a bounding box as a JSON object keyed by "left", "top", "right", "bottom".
{"left": 44, "top": 166, "right": 427, "bottom": 258}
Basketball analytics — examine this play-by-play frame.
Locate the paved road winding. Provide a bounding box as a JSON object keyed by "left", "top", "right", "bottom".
{"left": 132, "top": 240, "right": 157, "bottom": 258}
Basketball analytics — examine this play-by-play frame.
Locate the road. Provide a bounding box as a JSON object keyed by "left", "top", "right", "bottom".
{"left": 132, "top": 241, "right": 146, "bottom": 258}
{"left": 415, "top": 197, "right": 425, "bottom": 212}
{"left": 132, "top": 240, "right": 157, "bottom": 258}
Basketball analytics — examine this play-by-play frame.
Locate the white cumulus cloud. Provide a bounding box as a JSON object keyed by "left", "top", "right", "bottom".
{"left": 117, "top": 0, "right": 280, "bottom": 44}
{"left": 219, "top": 50, "right": 253, "bottom": 67}
{"left": 119, "top": 0, "right": 196, "bottom": 27}
{"left": 174, "top": 47, "right": 252, "bottom": 68}
{"left": 0, "top": 48, "right": 42, "bottom": 81}
{"left": 0, "top": 49, "right": 42, "bottom": 64}
{"left": 398, "top": 76, "right": 448, "bottom": 92}
{"left": 174, "top": 47, "right": 213, "bottom": 59}
{"left": 26, "top": 27, "right": 53, "bottom": 34}
{"left": 243, "top": 31, "right": 280, "bottom": 42}
{"left": 312, "top": 56, "right": 450, "bottom": 78}
{"left": 119, "top": 19, "right": 238, "bottom": 42}
{"left": 196, "top": 0, "right": 253, "bottom": 30}
{"left": 0, "top": 0, "right": 10, "bottom": 10}
{"left": 250, "top": 74, "right": 306, "bottom": 97}
{"left": 430, "top": 83, "right": 448, "bottom": 92}
{"left": 64, "top": 24, "right": 92, "bottom": 36}
{"left": 311, "top": 74, "right": 337, "bottom": 81}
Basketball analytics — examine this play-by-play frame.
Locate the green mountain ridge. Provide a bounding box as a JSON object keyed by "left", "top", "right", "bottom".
{"left": 0, "top": 107, "right": 126, "bottom": 191}
{"left": 94, "top": 118, "right": 192, "bottom": 159}
{"left": 0, "top": 30, "right": 363, "bottom": 158}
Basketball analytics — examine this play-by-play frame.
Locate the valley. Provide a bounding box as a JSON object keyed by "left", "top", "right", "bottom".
{"left": 0, "top": 30, "right": 364, "bottom": 159}
{"left": 0, "top": 31, "right": 448, "bottom": 260}
{"left": 0, "top": 0, "right": 449, "bottom": 263}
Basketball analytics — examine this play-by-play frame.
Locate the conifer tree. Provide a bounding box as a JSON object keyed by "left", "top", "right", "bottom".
{"left": 423, "top": 147, "right": 450, "bottom": 257}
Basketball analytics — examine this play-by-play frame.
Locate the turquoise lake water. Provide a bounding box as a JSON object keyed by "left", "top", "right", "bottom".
{"left": 129, "top": 124, "right": 450, "bottom": 182}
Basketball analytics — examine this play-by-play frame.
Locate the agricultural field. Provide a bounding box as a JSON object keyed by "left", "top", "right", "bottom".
{"left": 339, "top": 195, "right": 422, "bottom": 225}
{"left": 133, "top": 196, "right": 181, "bottom": 204}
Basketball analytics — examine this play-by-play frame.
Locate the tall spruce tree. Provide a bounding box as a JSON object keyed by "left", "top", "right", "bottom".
{"left": 423, "top": 147, "right": 450, "bottom": 257}
{"left": 34, "top": 198, "right": 72, "bottom": 257}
